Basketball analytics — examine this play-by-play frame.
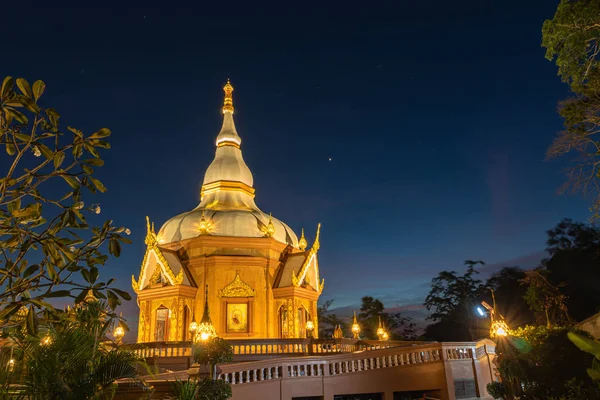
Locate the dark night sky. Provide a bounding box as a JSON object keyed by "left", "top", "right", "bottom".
{"left": 2, "top": 1, "right": 591, "bottom": 336}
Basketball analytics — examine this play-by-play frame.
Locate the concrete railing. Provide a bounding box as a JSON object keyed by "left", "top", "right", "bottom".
{"left": 216, "top": 340, "right": 496, "bottom": 386}
{"left": 123, "top": 338, "right": 420, "bottom": 360}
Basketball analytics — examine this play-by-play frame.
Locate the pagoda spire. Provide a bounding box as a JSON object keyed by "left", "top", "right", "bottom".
{"left": 223, "top": 79, "right": 234, "bottom": 114}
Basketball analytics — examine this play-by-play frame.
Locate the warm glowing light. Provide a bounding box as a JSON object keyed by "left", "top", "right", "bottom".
{"left": 490, "top": 319, "right": 510, "bottom": 338}
{"left": 377, "top": 327, "right": 385, "bottom": 337}
{"left": 195, "top": 322, "right": 216, "bottom": 342}
{"left": 41, "top": 336, "right": 52, "bottom": 346}
{"left": 7, "top": 359, "right": 14, "bottom": 372}
{"left": 198, "top": 210, "right": 213, "bottom": 235}
{"left": 189, "top": 320, "right": 198, "bottom": 333}
{"left": 114, "top": 325, "right": 125, "bottom": 340}
{"left": 351, "top": 311, "right": 361, "bottom": 339}
{"left": 382, "top": 332, "right": 389, "bottom": 341}
{"left": 306, "top": 320, "right": 314, "bottom": 335}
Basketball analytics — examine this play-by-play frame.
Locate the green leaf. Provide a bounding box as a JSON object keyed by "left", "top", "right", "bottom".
{"left": 588, "top": 367, "right": 600, "bottom": 380}
{"left": 89, "top": 266, "right": 98, "bottom": 283}
{"left": 0, "top": 302, "right": 21, "bottom": 320}
{"left": 568, "top": 331, "right": 600, "bottom": 358}
{"left": 74, "top": 290, "right": 87, "bottom": 304}
{"left": 32, "top": 80, "right": 45, "bottom": 101}
{"left": 41, "top": 290, "right": 71, "bottom": 298}
{"left": 26, "top": 305, "right": 38, "bottom": 335}
{"left": 107, "top": 290, "right": 119, "bottom": 309}
{"left": 16, "top": 78, "right": 33, "bottom": 98}
{"left": 83, "top": 158, "right": 104, "bottom": 167}
{"left": 1, "top": 76, "right": 13, "bottom": 100}
{"left": 5, "top": 142, "right": 16, "bottom": 156}
{"left": 6, "top": 107, "right": 28, "bottom": 124}
{"left": 90, "top": 177, "right": 106, "bottom": 193}
{"left": 111, "top": 288, "right": 132, "bottom": 301}
{"left": 23, "top": 264, "right": 39, "bottom": 278}
{"left": 62, "top": 175, "right": 80, "bottom": 189}
{"left": 81, "top": 268, "right": 91, "bottom": 283}
{"left": 53, "top": 151, "right": 65, "bottom": 169}
{"left": 89, "top": 128, "right": 111, "bottom": 139}
{"left": 47, "top": 265, "right": 58, "bottom": 282}
{"left": 108, "top": 238, "right": 121, "bottom": 257}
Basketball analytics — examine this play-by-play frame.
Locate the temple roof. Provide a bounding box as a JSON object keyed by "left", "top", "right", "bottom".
{"left": 158, "top": 81, "right": 298, "bottom": 247}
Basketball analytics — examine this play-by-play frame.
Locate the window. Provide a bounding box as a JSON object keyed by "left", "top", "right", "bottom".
{"left": 155, "top": 307, "right": 169, "bottom": 341}
{"left": 454, "top": 379, "right": 477, "bottom": 399}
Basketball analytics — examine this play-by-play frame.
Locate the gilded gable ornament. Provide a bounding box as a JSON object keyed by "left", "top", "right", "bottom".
{"left": 219, "top": 272, "right": 256, "bottom": 298}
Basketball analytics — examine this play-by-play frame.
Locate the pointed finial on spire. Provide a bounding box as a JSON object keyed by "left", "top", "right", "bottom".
{"left": 198, "top": 209, "right": 213, "bottom": 235}
{"left": 265, "top": 213, "right": 276, "bottom": 237}
{"left": 145, "top": 216, "right": 157, "bottom": 246}
{"left": 312, "top": 223, "right": 321, "bottom": 251}
{"left": 299, "top": 228, "right": 308, "bottom": 251}
{"left": 223, "top": 79, "right": 234, "bottom": 114}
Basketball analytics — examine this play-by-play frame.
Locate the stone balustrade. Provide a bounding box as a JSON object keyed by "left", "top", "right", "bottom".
{"left": 217, "top": 340, "right": 496, "bottom": 386}
{"left": 123, "top": 338, "right": 416, "bottom": 360}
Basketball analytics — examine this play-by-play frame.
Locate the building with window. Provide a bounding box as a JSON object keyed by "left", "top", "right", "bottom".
{"left": 132, "top": 81, "right": 323, "bottom": 342}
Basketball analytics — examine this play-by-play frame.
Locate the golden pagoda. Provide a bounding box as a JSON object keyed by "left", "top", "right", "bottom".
{"left": 132, "top": 81, "right": 324, "bottom": 341}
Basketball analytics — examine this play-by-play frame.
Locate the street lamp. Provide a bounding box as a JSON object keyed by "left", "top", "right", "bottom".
{"left": 476, "top": 290, "right": 510, "bottom": 339}
{"left": 351, "top": 311, "right": 361, "bottom": 339}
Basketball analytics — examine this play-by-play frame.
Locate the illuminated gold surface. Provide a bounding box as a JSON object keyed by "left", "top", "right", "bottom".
{"left": 223, "top": 79, "right": 234, "bottom": 114}
{"left": 298, "top": 228, "right": 307, "bottom": 251}
{"left": 219, "top": 272, "right": 256, "bottom": 297}
{"left": 200, "top": 180, "right": 256, "bottom": 199}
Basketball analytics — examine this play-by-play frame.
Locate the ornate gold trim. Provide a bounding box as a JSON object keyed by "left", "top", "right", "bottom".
{"left": 217, "top": 141, "right": 240, "bottom": 149}
{"left": 200, "top": 180, "right": 255, "bottom": 198}
{"left": 132, "top": 216, "right": 185, "bottom": 292}
{"left": 292, "top": 223, "right": 321, "bottom": 288}
{"left": 219, "top": 272, "right": 256, "bottom": 298}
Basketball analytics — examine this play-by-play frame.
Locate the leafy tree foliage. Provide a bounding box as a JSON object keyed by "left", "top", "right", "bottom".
{"left": 497, "top": 326, "right": 600, "bottom": 399}
{"left": 542, "top": 1, "right": 600, "bottom": 216}
{"left": 317, "top": 299, "right": 348, "bottom": 338}
{"left": 485, "top": 267, "right": 534, "bottom": 329}
{"left": 543, "top": 218, "right": 600, "bottom": 321}
{"left": 358, "top": 296, "right": 416, "bottom": 340}
{"left": 424, "top": 260, "right": 484, "bottom": 341}
{"left": 0, "top": 76, "right": 131, "bottom": 332}
{"left": 2, "top": 300, "right": 144, "bottom": 399}
{"left": 520, "top": 269, "right": 569, "bottom": 328}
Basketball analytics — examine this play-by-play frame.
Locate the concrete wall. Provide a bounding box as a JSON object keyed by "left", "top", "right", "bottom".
{"left": 229, "top": 362, "right": 449, "bottom": 400}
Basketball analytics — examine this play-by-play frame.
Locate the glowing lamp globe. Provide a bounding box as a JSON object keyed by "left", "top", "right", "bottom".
{"left": 114, "top": 325, "right": 125, "bottom": 341}
{"left": 189, "top": 320, "right": 198, "bottom": 333}
{"left": 490, "top": 320, "right": 510, "bottom": 338}
{"left": 306, "top": 320, "right": 314, "bottom": 331}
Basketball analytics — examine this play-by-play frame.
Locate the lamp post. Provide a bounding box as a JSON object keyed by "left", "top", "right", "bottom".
{"left": 351, "top": 311, "right": 361, "bottom": 339}
{"left": 477, "top": 289, "right": 510, "bottom": 339}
